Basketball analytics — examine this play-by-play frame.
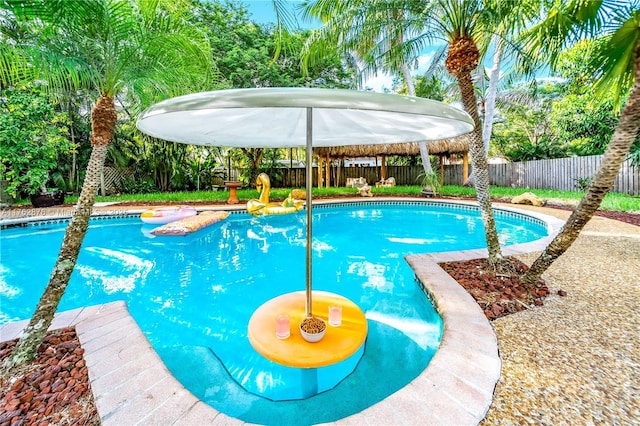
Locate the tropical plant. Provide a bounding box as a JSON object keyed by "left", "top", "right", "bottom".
{"left": 520, "top": 0, "right": 640, "bottom": 286}
{"left": 491, "top": 79, "right": 576, "bottom": 161}
{"left": 573, "top": 176, "right": 593, "bottom": 191}
{"left": 492, "top": 91, "right": 571, "bottom": 161}
{"left": 418, "top": 170, "right": 441, "bottom": 195}
{"left": 0, "top": 0, "right": 214, "bottom": 367}
{"left": 303, "top": 0, "right": 439, "bottom": 175}
{"left": 412, "top": 74, "right": 448, "bottom": 101}
{"left": 0, "top": 83, "right": 74, "bottom": 197}
{"left": 550, "top": 94, "right": 618, "bottom": 156}
{"left": 192, "top": 0, "right": 355, "bottom": 182}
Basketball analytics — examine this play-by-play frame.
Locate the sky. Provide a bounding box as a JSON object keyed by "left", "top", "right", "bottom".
{"left": 243, "top": 1, "right": 317, "bottom": 29}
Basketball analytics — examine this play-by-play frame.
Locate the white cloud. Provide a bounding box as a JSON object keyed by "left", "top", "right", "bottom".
{"left": 361, "top": 51, "right": 436, "bottom": 93}
{"left": 362, "top": 71, "right": 395, "bottom": 92}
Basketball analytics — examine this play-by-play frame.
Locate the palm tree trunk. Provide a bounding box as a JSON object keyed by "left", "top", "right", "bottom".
{"left": 6, "top": 95, "right": 116, "bottom": 367}
{"left": 402, "top": 62, "right": 433, "bottom": 176}
{"left": 456, "top": 71, "right": 503, "bottom": 264}
{"left": 522, "top": 54, "right": 640, "bottom": 287}
{"left": 419, "top": 142, "right": 433, "bottom": 173}
{"left": 482, "top": 36, "right": 503, "bottom": 156}
{"left": 464, "top": 37, "right": 503, "bottom": 187}
{"left": 402, "top": 63, "right": 416, "bottom": 97}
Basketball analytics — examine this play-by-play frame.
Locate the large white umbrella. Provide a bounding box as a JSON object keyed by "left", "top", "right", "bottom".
{"left": 137, "top": 87, "right": 474, "bottom": 317}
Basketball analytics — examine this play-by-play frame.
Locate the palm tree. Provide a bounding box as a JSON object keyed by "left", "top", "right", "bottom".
{"left": 521, "top": 0, "right": 640, "bottom": 285}
{"left": 470, "top": 0, "right": 540, "bottom": 184}
{"left": 303, "top": 0, "right": 437, "bottom": 175}
{"left": 406, "top": 0, "right": 539, "bottom": 263}
{"left": 424, "top": 0, "right": 507, "bottom": 264}
{"left": 1, "top": 0, "right": 214, "bottom": 367}
{"left": 303, "top": 0, "right": 520, "bottom": 265}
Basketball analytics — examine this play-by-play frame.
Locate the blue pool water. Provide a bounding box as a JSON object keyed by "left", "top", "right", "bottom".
{"left": 0, "top": 201, "right": 549, "bottom": 424}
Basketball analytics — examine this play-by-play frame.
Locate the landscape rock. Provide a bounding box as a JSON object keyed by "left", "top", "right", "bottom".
{"left": 511, "top": 192, "right": 545, "bottom": 206}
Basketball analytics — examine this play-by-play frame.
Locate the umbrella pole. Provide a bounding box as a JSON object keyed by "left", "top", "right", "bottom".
{"left": 305, "top": 107, "right": 313, "bottom": 318}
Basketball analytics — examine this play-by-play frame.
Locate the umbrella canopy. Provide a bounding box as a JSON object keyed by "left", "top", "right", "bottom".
{"left": 136, "top": 88, "right": 473, "bottom": 147}
{"left": 137, "top": 87, "right": 474, "bottom": 319}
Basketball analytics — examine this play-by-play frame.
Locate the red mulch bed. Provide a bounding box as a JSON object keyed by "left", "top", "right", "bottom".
{"left": 545, "top": 203, "right": 640, "bottom": 227}
{"left": 0, "top": 328, "right": 99, "bottom": 426}
{"left": 440, "top": 256, "right": 552, "bottom": 321}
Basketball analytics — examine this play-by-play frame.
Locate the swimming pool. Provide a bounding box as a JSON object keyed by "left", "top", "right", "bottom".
{"left": 0, "top": 201, "right": 549, "bottom": 424}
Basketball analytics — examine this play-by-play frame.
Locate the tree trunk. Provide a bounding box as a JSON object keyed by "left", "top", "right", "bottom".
{"left": 456, "top": 71, "right": 503, "bottom": 264}
{"left": 67, "top": 96, "right": 77, "bottom": 192}
{"left": 241, "top": 148, "right": 264, "bottom": 186}
{"left": 482, "top": 36, "right": 503, "bottom": 156}
{"left": 522, "top": 52, "right": 640, "bottom": 286}
{"left": 464, "top": 37, "right": 503, "bottom": 186}
{"left": 402, "top": 62, "right": 433, "bottom": 175}
{"left": 402, "top": 63, "right": 416, "bottom": 97}
{"left": 6, "top": 95, "right": 116, "bottom": 367}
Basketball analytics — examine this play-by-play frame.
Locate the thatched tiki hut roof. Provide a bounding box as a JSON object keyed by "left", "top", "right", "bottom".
{"left": 313, "top": 135, "right": 471, "bottom": 187}
{"left": 313, "top": 136, "right": 470, "bottom": 158}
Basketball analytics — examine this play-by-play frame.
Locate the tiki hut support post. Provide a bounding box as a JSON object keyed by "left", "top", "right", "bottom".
{"left": 381, "top": 154, "right": 387, "bottom": 180}
{"left": 317, "top": 155, "right": 323, "bottom": 188}
{"left": 439, "top": 155, "right": 445, "bottom": 185}
{"left": 325, "top": 153, "right": 330, "bottom": 187}
{"left": 463, "top": 152, "right": 469, "bottom": 184}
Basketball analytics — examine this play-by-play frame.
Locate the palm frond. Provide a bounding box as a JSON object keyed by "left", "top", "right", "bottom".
{"left": 0, "top": 43, "right": 37, "bottom": 87}
{"left": 593, "top": 8, "right": 640, "bottom": 110}
{"left": 421, "top": 45, "right": 448, "bottom": 79}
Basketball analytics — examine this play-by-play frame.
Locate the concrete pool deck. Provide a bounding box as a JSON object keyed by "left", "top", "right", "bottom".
{"left": 0, "top": 199, "right": 566, "bottom": 424}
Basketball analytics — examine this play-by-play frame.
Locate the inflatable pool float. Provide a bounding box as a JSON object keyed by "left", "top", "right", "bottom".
{"left": 247, "top": 173, "right": 304, "bottom": 217}
{"left": 140, "top": 205, "right": 197, "bottom": 224}
{"left": 151, "top": 211, "right": 230, "bottom": 236}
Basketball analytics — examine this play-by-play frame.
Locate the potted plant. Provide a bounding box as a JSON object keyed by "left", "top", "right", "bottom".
{"left": 30, "top": 186, "right": 65, "bottom": 208}
{"left": 419, "top": 170, "right": 442, "bottom": 197}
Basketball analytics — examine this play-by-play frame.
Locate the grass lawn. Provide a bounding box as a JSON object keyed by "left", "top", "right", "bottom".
{"left": 43, "top": 185, "right": 640, "bottom": 213}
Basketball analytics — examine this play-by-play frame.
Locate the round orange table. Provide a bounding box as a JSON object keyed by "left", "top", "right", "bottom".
{"left": 248, "top": 291, "right": 368, "bottom": 368}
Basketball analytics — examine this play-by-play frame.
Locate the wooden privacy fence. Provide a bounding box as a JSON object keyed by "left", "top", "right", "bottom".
{"left": 278, "top": 165, "right": 424, "bottom": 188}
{"left": 443, "top": 155, "right": 639, "bottom": 195}
{"left": 276, "top": 155, "right": 639, "bottom": 195}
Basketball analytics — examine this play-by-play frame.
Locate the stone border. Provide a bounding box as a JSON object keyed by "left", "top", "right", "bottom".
{"left": 0, "top": 200, "right": 565, "bottom": 425}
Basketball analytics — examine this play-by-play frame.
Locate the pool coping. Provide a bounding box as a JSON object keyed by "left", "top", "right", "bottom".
{"left": 0, "top": 199, "right": 565, "bottom": 425}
